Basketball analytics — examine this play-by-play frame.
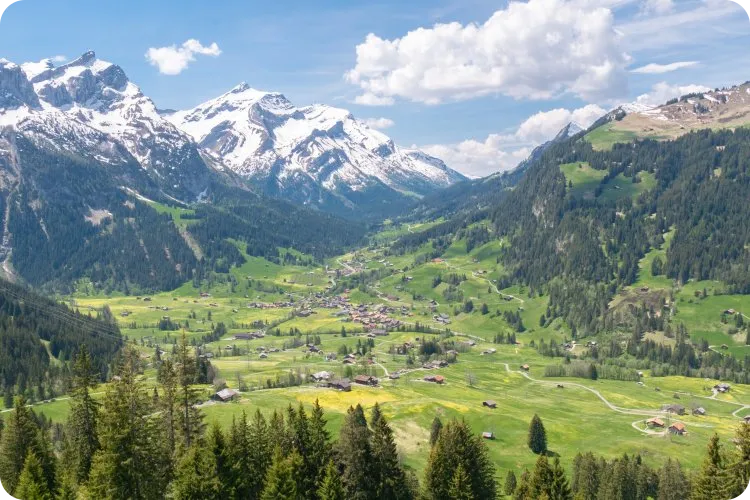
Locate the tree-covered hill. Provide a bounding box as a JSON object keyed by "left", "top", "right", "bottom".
{"left": 0, "top": 277, "right": 122, "bottom": 404}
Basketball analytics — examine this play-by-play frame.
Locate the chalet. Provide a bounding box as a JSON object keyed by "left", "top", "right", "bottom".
{"left": 482, "top": 400, "right": 497, "bottom": 409}
{"left": 343, "top": 358, "right": 356, "bottom": 365}
{"left": 646, "top": 417, "right": 665, "bottom": 428}
{"left": 259, "top": 353, "right": 268, "bottom": 359}
{"left": 714, "top": 383, "right": 731, "bottom": 393}
{"left": 199, "top": 352, "right": 214, "bottom": 359}
{"left": 482, "top": 432, "right": 495, "bottom": 440}
{"left": 371, "top": 328, "right": 388, "bottom": 336}
{"left": 234, "top": 333, "right": 254, "bottom": 341}
{"left": 743, "top": 416, "right": 750, "bottom": 424}
{"left": 328, "top": 379, "right": 352, "bottom": 392}
{"left": 521, "top": 364, "right": 530, "bottom": 371}
{"left": 662, "top": 404, "right": 686, "bottom": 415}
{"left": 389, "top": 373, "right": 401, "bottom": 380}
{"left": 693, "top": 407, "right": 707, "bottom": 416}
{"left": 482, "top": 348, "right": 497, "bottom": 355}
{"left": 354, "top": 375, "right": 379, "bottom": 386}
{"left": 311, "top": 371, "right": 333, "bottom": 382}
{"left": 424, "top": 375, "right": 445, "bottom": 384}
{"left": 669, "top": 422, "right": 686, "bottom": 435}
{"left": 725, "top": 309, "right": 737, "bottom": 315}
{"left": 325, "top": 353, "right": 337, "bottom": 361}
{"left": 424, "top": 360, "right": 448, "bottom": 369}
{"left": 212, "top": 388, "right": 238, "bottom": 402}
{"left": 200, "top": 292, "right": 210, "bottom": 298}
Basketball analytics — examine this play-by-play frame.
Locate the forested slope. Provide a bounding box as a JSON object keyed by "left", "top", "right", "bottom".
{"left": 0, "top": 277, "right": 121, "bottom": 404}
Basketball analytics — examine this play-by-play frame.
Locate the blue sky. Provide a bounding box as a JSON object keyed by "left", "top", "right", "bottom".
{"left": 1, "top": 0, "right": 749, "bottom": 176}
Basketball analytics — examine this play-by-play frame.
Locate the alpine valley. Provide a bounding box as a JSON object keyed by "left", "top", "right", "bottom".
{"left": 3, "top": 52, "right": 750, "bottom": 500}
{"left": 0, "top": 51, "right": 464, "bottom": 292}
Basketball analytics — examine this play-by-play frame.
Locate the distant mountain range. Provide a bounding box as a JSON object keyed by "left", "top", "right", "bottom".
{"left": 166, "top": 83, "right": 465, "bottom": 214}
{"left": 0, "top": 51, "right": 464, "bottom": 218}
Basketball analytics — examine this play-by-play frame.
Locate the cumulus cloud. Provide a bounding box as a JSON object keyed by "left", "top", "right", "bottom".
{"left": 516, "top": 104, "right": 606, "bottom": 142}
{"left": 422, "top": 138, "right": 531, "bottom": 179}
{"left": 345, "top": 0, "right": 630, "bottom": 105}
{"left": 631, "top": 61, "right": 698, "bottom": 74}
{"left": 145, "top": 39, "right": 221, "bottom": 75}
{"left": 423, "top": 104, "right": 606, "bottom": 178}
{"left": 362, "top": 117, "right": 395, "bottom": 129}
{"left": 51, "top": 55, "right": 67, "bottom": 63}
{"left": 634, "top": 81, "right": 711, "bottom": 107}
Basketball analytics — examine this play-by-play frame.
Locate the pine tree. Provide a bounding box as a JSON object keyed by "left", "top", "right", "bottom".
{"left": 66, "top": 345, "right": 100, "bottom": 483}
{"left": 227, "top": 413, "right": 254, "bottom": 499}
{"left": 261, "top": 448, "right": 297, "bottom": 500}
{"left": 207, "top": 423, "right": 232, "bottom": 498}
{"left": 504, "top": 470, "right": 517, "bottom": 497}
{"left": 423, "top": 419, "right": 496, "bottom": 500}
{"left": 527, "top": 414, "right": 547, "bottom": 455}
{"left": 309, "top": 399, "right": 332, "bottom": 487}
{"left": 429, "top": 417, "right": 442, "bottom": 447}
{"left": 726, "top": 422, "right": 750, "bottom": 498}
{"left": 248, "top": 410, "right": 272, "bottom": 499}
{"left": 529, "top": 454, "right": 554, "bottom": 499}
{"left": 370, "top": 404, "right": 412, "bottom": 499}
{"left": 513, "top": 470, "right": 531, "bottom": 500}
{"left": 691, "top": 434, "right": 726, "bottom": 500}
{"left": 657, "top": 459, "right": 689, "bottom": 500}
{"left": 318, "top": 460, "right": 345, "bottom": 500}
{"left": 550, "top": 458, "right": 572, "bottom": 500}
{"left": 337, "top": 405, "right": 376, "bottom": 500}
{"left": 571, "top": 452, "right": 599, "bottom": 500}
{"left": 87, "top": 347, "right": 171, "bottom": 500}
{"left": 448, "top": 464, "right": 474, "bottom": 500}
{"left": 0, "top": 396, "right": 40, "bottom": 493}
{"left": 171, "top": 440, "right": 220, "bottom": 500}
{"left": 176, "top": 331, "right": 204, "bottom": 448}
{"left": 158, "top": 358, "right": 179, "bottom": 453}
{"left": 14, "top": 451, "right": 53, "bottom": 500}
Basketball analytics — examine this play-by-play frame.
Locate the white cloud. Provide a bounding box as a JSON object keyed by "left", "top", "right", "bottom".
{"left": 353, "top": 93, "right": 394, "bottom": 106}
{"left": 641, "top": 0, "right": 674, "bottom": 14}
{"left": 634, "top": 81, "right": 711, "bottom": 107}
{"left": 631, "top": 61, "right": 698, "bottom": 74}
{"left": 345, "top": 0, "right": 630, "bottom": 105}
{"left": 423, "top": 104, "right": 606, "bottom": 178}
{"left": 516, "top": 104, "right": 606, "bottom": 142}
{"left": 422, "top": 138, "right": 531, "bottom": 178}
{"left": 145, "top": 39, "right": 221, "bottom": 75}
{"left": 51, "top": 55, "right": 67, "bottom": 63}
{"left": 362, "top": 117, "right": 395, "bottom": 129}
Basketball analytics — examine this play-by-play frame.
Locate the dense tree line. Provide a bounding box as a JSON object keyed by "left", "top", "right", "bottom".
{"left": 0, "top": 278, "right": 121, "bottom": 404}
{"left": 3, "top": 354, "right": 750, "bottom": 499}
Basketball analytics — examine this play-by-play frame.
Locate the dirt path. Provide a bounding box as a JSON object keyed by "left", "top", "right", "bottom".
{"left": 499, "top": 363, "right": 719, "bottom": 431}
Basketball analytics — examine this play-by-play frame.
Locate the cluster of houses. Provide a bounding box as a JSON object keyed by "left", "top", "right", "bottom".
{"left": 423, "top": 360, "right": 449, "bottom": 369}
{"left": 247, "top": 300, "right": 294, "bottom": 310}
{"left": 646, "top": 417, "right": 687, "bottom": 435}
{"left": 233, "top": 332, "right": 265, "bottom": 341}
{"left": 346, "top": 303, "right": 404, "bottom": 330}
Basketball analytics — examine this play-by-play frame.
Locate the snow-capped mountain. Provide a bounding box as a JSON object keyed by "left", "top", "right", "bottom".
{"left": 2, "top": 52, "right": 222, "bottom": 200}
{"left": 1, "top": 51, "right": 464, "bottom": 217}
{"left": 166, "top": 83, "right": 466, "bottom": 211}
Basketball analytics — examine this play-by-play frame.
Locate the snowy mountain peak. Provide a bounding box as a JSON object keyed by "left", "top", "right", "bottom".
{"left": 167, "top": 84, "right": 465, "bottom": 209}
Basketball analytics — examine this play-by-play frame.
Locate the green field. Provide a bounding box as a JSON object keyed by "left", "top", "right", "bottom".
{"left": 57, "top": 224, "right": 750, "bottom": 479}
{"left": 584, "top": 123, "right": 639, "bottom": 151}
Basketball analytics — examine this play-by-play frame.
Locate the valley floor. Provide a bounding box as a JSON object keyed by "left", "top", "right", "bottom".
{"left": 50, "top": 222, "right": 750, "bottom": 477}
